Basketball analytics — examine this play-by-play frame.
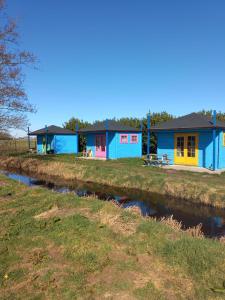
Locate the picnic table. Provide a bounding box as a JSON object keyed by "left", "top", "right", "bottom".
{"left": 143, "top": 154, "right": 170, "bottom": 167}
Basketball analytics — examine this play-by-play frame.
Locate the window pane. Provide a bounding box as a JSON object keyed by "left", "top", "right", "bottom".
{"left": 120, "top": 135, "right": 128, "bottom": 143}
{"left": 187, "top": 136, "right": 196, "bottom": 157}
{"left": 177, "top": 137, "right": 184, "bottom": 157}
{"left": 131, "top": 135, "right": 138, "bottom": 143}
{"left": 101, "top": 136, "right": 106, "bottom": 151}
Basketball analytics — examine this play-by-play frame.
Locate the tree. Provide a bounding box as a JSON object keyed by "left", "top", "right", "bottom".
{"left": 0, "top": 0, "right": 36, "bottom": 133}
{"left": 199, "top": 110, "right": 225, "bottom": 122}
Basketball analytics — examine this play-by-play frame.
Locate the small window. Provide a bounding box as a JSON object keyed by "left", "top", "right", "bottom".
{"left": 120, "top": 134, "right": 128, "bottom": 144}
{"left": 130, "top": 134, "right": 138, "bottom": 144}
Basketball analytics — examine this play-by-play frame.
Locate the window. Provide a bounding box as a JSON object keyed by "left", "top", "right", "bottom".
{"left": 120, "top": 134, "right": 128, "bottom": 144}
{"left": 187, "top": 136, "right": 196, "bottom": 157}
{"left": 130, "top": 134, "right": 138, "bottom": 144}
{"left": 176, "top": 136, "right": 184, "bottom": 157}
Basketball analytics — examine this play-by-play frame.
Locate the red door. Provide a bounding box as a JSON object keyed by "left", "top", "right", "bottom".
{"left": 95, "top": 134, "right": 106, "bottom": 158}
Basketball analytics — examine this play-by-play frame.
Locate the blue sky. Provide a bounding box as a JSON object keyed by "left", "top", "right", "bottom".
{"left": 7, "top": 0, "right": 225, "bottom": 136}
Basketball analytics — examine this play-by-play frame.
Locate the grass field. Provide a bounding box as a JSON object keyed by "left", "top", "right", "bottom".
{"left": 1, "top": 174, "right": 225, "bottom": 299}
{"left": 1, "top": 154, "right": 225, "bottom": 207}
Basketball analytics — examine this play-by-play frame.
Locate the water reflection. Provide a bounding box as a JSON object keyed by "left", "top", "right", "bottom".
{"left": 1, "top": 170, "right": 225, "bottom": 238}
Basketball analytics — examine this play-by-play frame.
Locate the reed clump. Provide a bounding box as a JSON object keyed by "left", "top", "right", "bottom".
{"left": 185, "top": 223, "right": 204, "bottom": 239}
{"left": 160, "top": 215, "right": 182, "bottom": 231}
{"left": 219, "top": 236, "right": 225, "bottom": 245}
{"left": 160, "top": 215, "right": 204, "bottom": 238}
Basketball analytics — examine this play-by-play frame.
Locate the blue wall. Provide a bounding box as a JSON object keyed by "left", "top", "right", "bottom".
{"left": 54, "top": 135, "right": 78, "bottom": 154}
{"left": 37, "top": 135, "right": 54, "bottom": 153}
{"left": 218, "top": 130, "right": 225, "bottom": 169}
{"left": 111, "top": 132, "right": 142, "bottom": 159}
{"left": 157, "top": 132, "right": 175, "bottom": 164}
{"left": 37, "top": 135, "right": 43, "bottom": 153}
{"left": 156, "top": 129, "right": 225, "bottom": 169}
{"left": 37, "top": 134, "right": 78, "bottom": 154}
{"left": 86, "top": 132, "right": 142, "bottom": 159}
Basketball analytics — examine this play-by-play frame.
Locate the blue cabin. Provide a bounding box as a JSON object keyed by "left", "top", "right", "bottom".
{"left": 79, "top": 120, "right": 142, "bottom": 159}
{"left": 29, "top": 125, "right": 78, "bottom": 154}
{"left": 151, "top": 112, "right": 225, "bottom": 170}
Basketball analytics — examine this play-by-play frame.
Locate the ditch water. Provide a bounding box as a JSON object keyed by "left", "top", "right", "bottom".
{"left": 1, "top": 170, "right": 225, "bottom": 238}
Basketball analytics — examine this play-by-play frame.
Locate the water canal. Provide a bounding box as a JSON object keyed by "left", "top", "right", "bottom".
{"left": 1, "top": 170, "right": 225, "bottom": 238}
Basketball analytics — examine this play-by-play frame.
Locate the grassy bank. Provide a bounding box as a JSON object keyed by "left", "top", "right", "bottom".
{"left": 1, "top": 154, "right": 225, "bottom": 207}
{"left": 1, "top": 174, "right": 225, "bottom": 299}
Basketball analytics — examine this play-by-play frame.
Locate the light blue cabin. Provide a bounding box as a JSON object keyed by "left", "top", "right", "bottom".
{"left": 29, "top": 125, "right": 78, "bottom": 154}
{"left": 79, "top": 120, "right": 142, "bottom": 159}
{"left": 151, "top": 112, "right": 225, "bottom": 170}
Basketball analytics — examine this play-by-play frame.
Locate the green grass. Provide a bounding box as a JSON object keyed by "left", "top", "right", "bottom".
{"left": 1, "top": 154, "right": 225, "bottom": 207}
{"left": 1, "top": 174, "right": 225, "bottom": 299}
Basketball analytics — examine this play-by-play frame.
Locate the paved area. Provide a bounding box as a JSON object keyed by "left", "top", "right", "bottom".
{"left": 162, "top": 164, "right": 225, "bottom": 174}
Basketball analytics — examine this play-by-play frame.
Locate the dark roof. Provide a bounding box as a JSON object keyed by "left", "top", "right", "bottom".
{"left": 29, "top": 125, "right": 75, "bottom": 135}
{"left": 79, "top": 120, "right": 141, "bottom": 133}
{"left": 151, "top": 113, "right": 225, "bottom": 131}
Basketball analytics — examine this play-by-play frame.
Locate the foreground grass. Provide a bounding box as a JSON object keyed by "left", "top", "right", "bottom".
{"left": 1, "top": 154, "right": 225, "bottom": 207}
{"left": 1, "top": 175, "right": 225, "bottom": 299}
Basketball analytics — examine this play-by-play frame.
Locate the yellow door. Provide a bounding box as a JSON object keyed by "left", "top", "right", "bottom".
{"left": 174, "top": 133, "right": 198, "bottom": 166}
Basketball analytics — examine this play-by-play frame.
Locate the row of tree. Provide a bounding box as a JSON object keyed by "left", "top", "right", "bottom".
{"left": 63, "top": 110, "right": 225, "bottom": 154}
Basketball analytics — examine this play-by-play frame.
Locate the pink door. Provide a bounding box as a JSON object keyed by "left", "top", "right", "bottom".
{"left": 95, "top": 134, "right": 106, "bottom": 158}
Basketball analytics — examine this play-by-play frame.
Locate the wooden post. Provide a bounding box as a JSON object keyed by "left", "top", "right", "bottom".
{"left": 140, "top": 119, "right": 143, "bottom": 131}
{"left": 147, "top": 112, "right": 151, "bottom": 156}
{"left": 45, "top": 125, "right": 48, "bottom": 154}
{"left": 27, "top": 126, "right": 31, "bottom": 151}
{"left": 76, "top": 123, "right": 79, "bottom": 154}
{"left": 105, "top": 119, "right": 109, "bottom": 160}
{"left": 140, "top": 120, "right": 143, "bottom": 156}
{"left": 212, "top": 110, "right": 217, "bottom": 170}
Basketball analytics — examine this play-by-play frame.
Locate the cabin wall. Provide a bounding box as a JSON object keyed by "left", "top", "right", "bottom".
{"left": 54, "top": 135, "right": 77, "bottom": 154}
{"left": 37, "top": 134, "right": 77, "bottom": 154}
{"left": 37, "top": 134, "right": 54, "bottom": 154}
{"left": 86, "top": 133, "right": 98, "bottom": 157}
{"left": 218, "top": 130, "right": 225, "bottom": 169}
{"left": 107, "top": 132, "right": 117, "bottom": 158}
{"left": 198, "top": 130, "right": 217, "bottom": 169}
{"left": 37, "top": 135, "right": 43, "bottom": 153}
{"left": 86, "top": 132, "right": 142, "bottom": 159}
{"left": 157, "top": 132, "right": 175, "bottom": 164}
{"left": 112, "top": 132, "right": 142, "bottom": 159}
{"left": 156, "top": 129, "right": 223, "bottom": 169}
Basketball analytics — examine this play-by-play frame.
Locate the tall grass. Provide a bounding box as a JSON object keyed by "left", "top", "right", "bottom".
{"left": 0, "top": 139, "right": 36, "bottom": 155}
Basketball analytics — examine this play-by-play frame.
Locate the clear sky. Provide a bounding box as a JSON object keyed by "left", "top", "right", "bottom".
{"left": 7, "top": 0, "right": 225, "bottom": 136}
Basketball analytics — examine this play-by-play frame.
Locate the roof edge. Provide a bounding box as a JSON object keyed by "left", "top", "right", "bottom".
{"left": 79, "top": 129, "right": 142, "bottom": 134}
{"left": 151, "top": 126, "right": 225, "bottom": 131}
